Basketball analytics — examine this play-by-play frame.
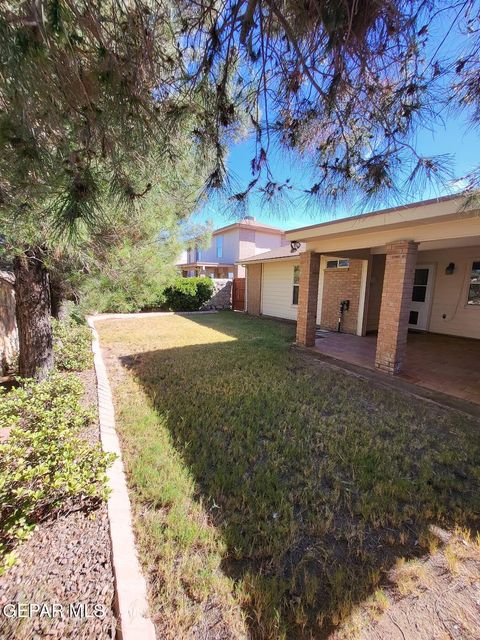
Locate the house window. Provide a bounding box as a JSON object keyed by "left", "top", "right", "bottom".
{"left": 467, "top": 261, "right": 480, "bottom": 305}
{"left": 412, "top": 268, "right": 429, "bottom": 302}
{"left": 409, "top": 310, "right": 419, "bottom": 325}
{"left": 292, "top": 265, "right": 300, "bottom": 305}
{"left": 326, "top": 259, "right": 350, "bottom": 269}
{"left": 196, "top": 247, "right": 202, "bottom": 261}
{"left": 216, "top": 236, "right": 223, "bottom": 258}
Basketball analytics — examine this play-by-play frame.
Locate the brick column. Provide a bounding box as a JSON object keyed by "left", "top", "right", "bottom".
{"left": 246, "top": 264, "right": 262, "bottom": 315}
{"left": 375, "top": 241, "right": 418, "bottom": 374}
{"left": 296, "top": 251, "right": 321, "bottom": 346}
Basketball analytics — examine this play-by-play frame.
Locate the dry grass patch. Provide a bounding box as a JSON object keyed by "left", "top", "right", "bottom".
{"left": 97, "top": 312, "right": 480, "bottom": 639}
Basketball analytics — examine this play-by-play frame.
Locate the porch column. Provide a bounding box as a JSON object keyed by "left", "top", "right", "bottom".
{"left": 375, "top": 241, "right": 418, "bottom": 374}
{"left": 296, "top": 251, "right": 321, "bottom": 347}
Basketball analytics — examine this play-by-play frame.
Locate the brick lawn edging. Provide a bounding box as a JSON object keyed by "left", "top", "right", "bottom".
{"left": 88, "top": 317, "right": 156, "bottom": 640}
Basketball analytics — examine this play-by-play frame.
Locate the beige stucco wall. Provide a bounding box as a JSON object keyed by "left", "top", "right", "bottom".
{"left": 419, "top": 246, "right": 480, "bottom": 339}
{"left": 261, "top": 260, "right": 299, "bottom": 320}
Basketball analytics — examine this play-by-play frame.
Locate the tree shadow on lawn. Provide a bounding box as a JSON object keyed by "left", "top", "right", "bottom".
{"left": 118, "top": 314, "right": 480, "bottom": 639}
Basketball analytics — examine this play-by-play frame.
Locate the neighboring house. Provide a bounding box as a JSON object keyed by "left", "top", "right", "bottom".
{"left": 177, "top": 216, "right": 287, "bottom": 279}
{"left": 241, "top": 194, "right": 480, "bottom": 376}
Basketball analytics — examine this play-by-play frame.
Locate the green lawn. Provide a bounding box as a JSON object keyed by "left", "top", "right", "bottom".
{"left": 97, "top": 312, "right": 480, "bottom": 640}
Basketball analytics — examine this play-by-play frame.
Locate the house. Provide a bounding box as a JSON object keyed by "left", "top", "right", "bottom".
{"left": 177, "top": 216, "right": 287, "bottom": 279}
{"left": 240, "top": 195, "right": 480, "bottom": 401}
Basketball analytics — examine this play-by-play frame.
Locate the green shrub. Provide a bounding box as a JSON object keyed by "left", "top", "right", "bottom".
{"left": 53, "top": 319, "right": 93, "bottom": 371}
{"left": 0, "top": 373, "right": 115, "bottom": 573}
{"left": 163, "top": 277, "right": 214, "bottom": 311}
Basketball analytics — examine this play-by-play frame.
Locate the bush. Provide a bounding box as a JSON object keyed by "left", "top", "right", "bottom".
{"left": 163, "top": 277, "right": 214, "bottom": 311}
{"left": 53, "top": 319, "right": 93, "bottom": 371}
{"left": 0, "top": 374, "right": 114, "bottom": 573}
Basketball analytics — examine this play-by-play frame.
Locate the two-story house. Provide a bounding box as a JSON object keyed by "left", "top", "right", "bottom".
{"left": 178, "top": 216, "right": 287, "bottom": 278}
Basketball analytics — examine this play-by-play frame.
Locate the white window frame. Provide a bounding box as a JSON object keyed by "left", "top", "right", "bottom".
{"left": 292, "top": 265, "right": 300, "bottom": 306}
{"left": 325, "top": 259, "right": 350, "bottom": 269}
{"left": 467, "top": 260, "right": 480, "bottom": 306}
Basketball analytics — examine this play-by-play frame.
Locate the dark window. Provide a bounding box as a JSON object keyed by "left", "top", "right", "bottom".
{"left": 409, "top": 310, "right": 419, "bottom": 325}
{"left": 292, "top": 265, "right": 300, "bottom": 305}
{"left": 467, "top": 260, "right": 480, "bottom": 305}
{"left": 411, "top": 268, "right": 429, "bottom": 302}
{"left": 412, "top": 286, "right": 427, "bottom": 302}
{"left": 326, "top": 259, "right": 350, "bottom": 269}
{"left": 414, "top": 268, "right": 429, "bottom": 286}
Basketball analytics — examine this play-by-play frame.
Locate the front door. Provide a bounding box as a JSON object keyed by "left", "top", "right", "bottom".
{"left": 408, "top": 265, "right": 435, "bottom": 330}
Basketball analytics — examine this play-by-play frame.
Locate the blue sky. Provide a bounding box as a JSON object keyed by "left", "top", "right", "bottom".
{"left": 192, "top": 15, "right": 479, "bottom": 232}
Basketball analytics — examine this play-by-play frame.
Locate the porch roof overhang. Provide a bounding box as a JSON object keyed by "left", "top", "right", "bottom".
{"left": 285, "top": 195, "right": 480, "bottom": 254}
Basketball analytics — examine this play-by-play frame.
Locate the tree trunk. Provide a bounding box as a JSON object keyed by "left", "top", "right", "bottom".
{"left": 14, "top": 247, "right": 53, "bottom": 381}
{"left": 50, "top": 280, "right": 66, "bottom": 320}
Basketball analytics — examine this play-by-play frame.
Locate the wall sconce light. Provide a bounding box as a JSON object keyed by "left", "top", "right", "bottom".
{"left": 290, "top": 240, "right": 301, "bottom": 253}
{"left": 445, "top": 262, "right": 455, "bottom": 275}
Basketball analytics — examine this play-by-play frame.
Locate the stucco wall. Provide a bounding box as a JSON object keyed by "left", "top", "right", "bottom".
{"left": 253, "top": 231, "right": 286, "bottom": 255}
{"left": 261, "top": 260, "right": 299, "bottom": 321}
{"left": 420, "top": 246, "right": 480, "bottom": 339}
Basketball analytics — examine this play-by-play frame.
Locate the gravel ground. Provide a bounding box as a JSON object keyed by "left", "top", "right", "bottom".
{"left": 0, "top": 369, "right": 116, "bottom": 640}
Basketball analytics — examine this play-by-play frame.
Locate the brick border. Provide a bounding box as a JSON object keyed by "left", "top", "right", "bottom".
{"left": 93, "top": 310, "right": 218, "bottom": 321}
{"left": 88, "top": 317, "right": 156, "bottom": 640}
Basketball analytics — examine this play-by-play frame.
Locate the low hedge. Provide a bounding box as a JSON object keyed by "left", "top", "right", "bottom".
{"left": 163, "top": 277, "right": 214, "bottom": 311}
{"left": 0, "top": 374, "right": 114, "bottom": 573}
{"left": 53, "top": 319, "right": 93, "bottom": 372}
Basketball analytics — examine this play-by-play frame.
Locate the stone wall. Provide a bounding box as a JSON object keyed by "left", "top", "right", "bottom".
{"left": 201, "top": 278, "right": 232, "bottom": 310}
{"left": 0, "top": 271, "right": 18, "bottom": 375}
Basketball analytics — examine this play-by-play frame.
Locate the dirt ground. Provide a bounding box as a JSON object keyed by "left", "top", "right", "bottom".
{"left": 332, "top": 526, "right": 480, "bottom": 640}
{"left": 0, "top": 369, "right": 116, "bottom": 640}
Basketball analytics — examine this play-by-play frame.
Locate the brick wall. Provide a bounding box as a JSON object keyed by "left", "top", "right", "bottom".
{"left": 296, "top": 252, "right": 320, "bottom": 346}
{"left": 375, "top": 241, "right": 418, "bottom": 374}
{"left": 320, "top": 260, "right": 364, "bottom": 334}
{"left": 246, "top": 264, "right": 262, "bottom": 315}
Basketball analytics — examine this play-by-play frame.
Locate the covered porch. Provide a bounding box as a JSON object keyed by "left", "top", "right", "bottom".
{"left": 313, "top": 331, "right": 480, "bottom": 405}
{"left": 287, "top": 195, "right": 480, "bottom": 395}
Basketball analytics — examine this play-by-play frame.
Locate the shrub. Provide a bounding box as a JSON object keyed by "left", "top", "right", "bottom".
{"left": 53, "top": 319, "right": 93, "bottom": 371}
{"left": 0, "top": 373, "right": 115, "bottom": 573}
{"left": 163, "top": 277, "right": 214, "bottom": 311}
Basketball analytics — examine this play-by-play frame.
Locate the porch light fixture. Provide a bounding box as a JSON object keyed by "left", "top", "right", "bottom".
{"left": 290, "top": 240, "right": 301, "bottom": 253}
{"left": 445, "top": 262, "right": 455, "bottom": 275}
